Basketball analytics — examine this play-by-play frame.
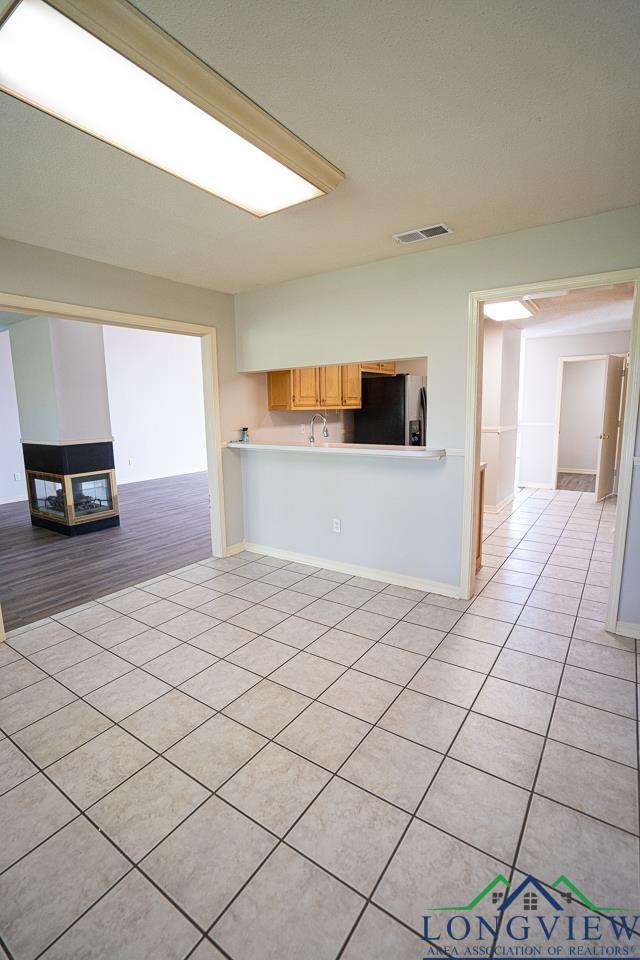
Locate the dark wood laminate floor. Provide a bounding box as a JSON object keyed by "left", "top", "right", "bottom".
{"left": 0, "top": 472, "right": 212, "bottom": 630}
{"left": 556, "top": 472, "right": 596, "bottom": 492}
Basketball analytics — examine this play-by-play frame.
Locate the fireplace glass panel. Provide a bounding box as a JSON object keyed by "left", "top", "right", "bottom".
{"left": 71, "top": 473, "right": 114, "bottom": 518}
{"left": 31, "top": 475, "right": 66, "bottom": 518}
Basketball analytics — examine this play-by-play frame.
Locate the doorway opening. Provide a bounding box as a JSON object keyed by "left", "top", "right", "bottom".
{"left": 464, "top": 271, "right": 639, "bottom": 636}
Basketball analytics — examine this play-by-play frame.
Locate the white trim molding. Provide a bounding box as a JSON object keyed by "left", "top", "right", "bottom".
{"left": 241, "top": 541, "right": 463, "bottom": 598}
{"left": 483, "top": 494, "right": 515, "bottom": 514}
{"left": 480, "top": 425, "right": 518, "bottom": 435}
{"left": 615, "top": 621, "right": 640, "bottom": 640}
{"left": 557, "top": 468, "right": 597, "bottom": 476}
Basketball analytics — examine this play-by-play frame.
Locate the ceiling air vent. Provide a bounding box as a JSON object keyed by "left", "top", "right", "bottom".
{"left": 392, "top": 224, "right": 452, "bottom": 244}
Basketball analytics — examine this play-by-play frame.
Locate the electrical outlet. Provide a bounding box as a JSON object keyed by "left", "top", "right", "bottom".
{"left": 300, "top": 423, "right": 306, "bottom": 433}
{"left": 332, "top": 518, "right": 341, "bottom": 533}
{"left": 14, "top": 471, "right": 21, "bottom": 481}
{"left": 128, "top": 458, "right": 133, "bottom": 466}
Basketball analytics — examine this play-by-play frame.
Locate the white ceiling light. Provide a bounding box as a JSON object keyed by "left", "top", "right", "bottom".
{"left": 0, "top": 0, "right": 343, "bottom": 216}
{"left": 483, "top": 300, "right": 533, "bottom": 321}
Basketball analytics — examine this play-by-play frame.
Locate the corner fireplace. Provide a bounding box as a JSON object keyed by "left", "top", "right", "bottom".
{"left": 23, "top": 442, "right": 119, "bottom": 536}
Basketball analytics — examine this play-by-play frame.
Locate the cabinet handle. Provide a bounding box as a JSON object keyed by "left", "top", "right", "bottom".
{"left": 599, "top": 434, "right": 609, "bottom": 440}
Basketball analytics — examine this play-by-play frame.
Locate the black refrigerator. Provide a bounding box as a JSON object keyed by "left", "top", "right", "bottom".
{"left": 353, "top": 374, "right": 427, "bottom": 445}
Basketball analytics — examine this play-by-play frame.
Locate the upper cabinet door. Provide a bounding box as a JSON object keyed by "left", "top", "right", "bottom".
{"left": 268, "top": 370, "right": 292, "bottom": 410}
{"left": 292, "top": 366, "right": 319, "bottom": 407}
{"left": 378, "top": 361, "right": 396, "bottom": 374}
{"left": 319, "top": 365, "right": 342, "bottom": 407}
{"left": 341, "top": 363, "right": 362, "bottom": 407}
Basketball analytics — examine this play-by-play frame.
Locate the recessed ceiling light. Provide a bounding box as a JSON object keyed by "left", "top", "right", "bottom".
{"left": 0, "top": 0, "right": 343, "bottom": 216}
{"left": 483, "top": 300, "right": 533, "bottom": 321}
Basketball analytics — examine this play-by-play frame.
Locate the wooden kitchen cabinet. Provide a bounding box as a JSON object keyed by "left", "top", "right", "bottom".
{"left": 319, "top": 365, "right": 342, "bottom": 407}
{"left": 341, "top": 363, "right": 362, "bottom": 407}
{"left": 267, "top": 370, "right": 293, "bottom": 410}
{"left": 361, "top": 361, "right": 396, "bottom": 374}
{"left": 292, "top": 366, "right": 320, "bottom": 408}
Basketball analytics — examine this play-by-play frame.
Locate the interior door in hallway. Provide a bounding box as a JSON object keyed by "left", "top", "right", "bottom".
{"left": 595, "top": 355, "right": 625, "bottom": 501}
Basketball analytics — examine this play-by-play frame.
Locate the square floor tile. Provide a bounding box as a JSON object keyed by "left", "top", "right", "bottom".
{"left": 341, "top": 904, "right": 426, "bottom": 960}
{"left": 527, "top": 589, "right": 580, "bottom": 616}
{"left": 517, "top": 795, "right": 639, "bottom": 907}
{"left": 320, "top": 669, "right": 399, "bottom": 722}
{"left": 409, "top": 659, "right": 483, "bottom": 708}
{"left": 229, "top": 604, "right": 289, "bottom": 634}
{"left": 82, "top": 616, "right": 149, "bottom": 648}
{"left": 379, "top": 689, "right": 466, "bottom": 752}
{"left": 270, "top": 651, "right": 347, "bottom": 697}
{"left": 88, "top": 756, "right": 208, "bottom": 861}
{"left": 305, "top": 628, "right": 374, "bottom": 665}
{"left": 340, "top": 727, "right": 441, "bottom": 812}
{"left": 54, "top": 651, "right": 134, "bottom": 696}
{"left": 452, "top": 613, "right": 512, "bottom": 646}
{"left": 450, "top": 711, "right": 543, "bottom": 788}
{"left": 40, "top": 870, "right": 200, "bottom": 960}
{"left": 418, "top": 758, "right": 528, "bottom": 862}
{"left": 165, "top": 714, "right": 266, "bottom": 789}
{"left": 290, "top": 576, "right": 337, "bottom": 599}
{"left": 0, "top": 644, "right": 21, "bottom": 667}
{"left": 490, "top": 647, "right": 562, "bottom": 694}
{"left": 518, "top": 605, "right": 576, "bottom": 637}
{"left": 158, "top": 610, "right": 220, "bottom": 642}
{"left": 223, "top": 679, "right": 311, "bottom": 737}
{"left": 474, "top": 676, "right": 554, "bottom": 734}
{"left": 276, "top": 702, "right": 371, "bottom": 771}
{"left": 30, "top": 636, "right": 103, "bottom": 674}
{"left": 265, "top": 615, "right": 328, "bottom": 649}
{"left": 130, "top": 599, "right": 186, "bottom": 628}
{"left": 0, "top": 659, "right": 46, "bottom": 699}
{"left": 0, "top": 739, "right": 37, "bottom": 796}
{"left": 261, "top": 568, "right": 307, "bottom": 588}
{"left": 361, "top": 594, "right": 417, "bottom": 619}
{"left": 550, "top": 697, "right": 636, "bottom": 766}
{"left": 7, "top": 621, "right": 76, "bottom": 656}
{"left": 172, "top": 585, "right": 223, "bottom": 609}
{"left": 404, "top": 603, "right": 461, "bottom": 632}
{"left": 143, "top": 577, "right": 194, "bottom": 599}
{"left": 261, "top": 589, "right": 315, "bottom": 614}
{"left": 468, "top": 596, "right": 523, "bottom": 624}
{"left": 0, "top": 774, "right": 77, "bottom": 872}
{"left": 227, "top": 636, "right": 298, "bottom": 675}
{"left": 47, "top": 726, "right": 155, "bottom": 808}
{"left": 0, "top": 677, "right": 76, "bottom": 734}
{"left": 189, "top": 622, "right": 256, "bottom": 657}
{"left": 212, "top": 844, "right": 363, "bottom": 960}
{"left": 85, "top": 669, "right": 170, "bottom": 722}
{"left": 0, "top": 817, "right": 128, "bottom": 960}
{"left": 197, "top": 595, "right": 254, "bottom": 621}
{"left": 298, "top": 598, "right": 352, "bottom": 627}
{"left": 144, "top": 644, "right": 217, "bottom": 686}
{"left": 568, "top": 638, "right": 634, "bottom": 681}
{"left": 58, "top": 605, "right": 121, "bottom": 634}
{"left": 432, "top": 633, "right": 499, "bottom": 673}
{"left": 219, "top": 742, "right": 331, "bottom": 835}
{"left": 288, "top": 777, "right": 408, "bottom": 895}
{"left": 111, "top": 628, "right": 181, "bottom": 665}
{"left": 536, "top": 739, "right": 638, "bottom": 833}
{"left": 121, "top": 689, "right": 213, "bottom": 752}
{"left": 101, "top": 589, "right": 158, "bottom": 615}
{"left": 142, "top": 796, "right": 275, "bottom": 928}
{"left": 505, "top": 624, "right": 570, "bottom": 661}
{"left": 14, "top": 699, "right": 112, "bottom": 767}
{"left": 381, "top": 621, "right": 444, "bottom": 656}
{"left": 383, "top": 584, "right": 427, "bottom": 601}
{"left": 179, "top": 660, "right": 260, "bottom": 709}
{"left": 322, "top": 584, "right": 378, "bottom": 608}
{"left": 573, "top": 618, "right": 631, "bottom": 650}
{"left": 356, "top": 643, "right": 425, "bottom": 685}
{"left": 559, "top": 665, "right": 636, "bottom": 718}
{"left": 374, "top": 819, "right": 505, "bottom": 935}
{"left": 231, "top": 580, "right": 282, "bottom": 604}
{"left": 480, "top": 581, "right": 531, "bottom": 605}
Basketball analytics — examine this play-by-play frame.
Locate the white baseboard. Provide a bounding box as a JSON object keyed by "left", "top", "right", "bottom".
{"left": 0, "top": 494, "right": 28, "bottom": 505}
{"left": 558, "top": 468, "right": 596, "bottom": 476}
{"left": 518, "top": 481, "right": 555, "bottom": 490}
{"left": 234, "top": 540, "right": 463, "bottom": 599}
{"left": 615, "top": 620, "right": 640, "bottom": 640}
{"left": 483, "top": 494, "right": 514, "bottom": 514}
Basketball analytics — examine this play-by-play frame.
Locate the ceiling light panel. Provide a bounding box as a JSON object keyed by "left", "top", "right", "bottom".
{"left": 0, "top": 0, "right": 342, "bottom": 215}
{"left": 483, "top": 300, "right": 533, "bottom": 321}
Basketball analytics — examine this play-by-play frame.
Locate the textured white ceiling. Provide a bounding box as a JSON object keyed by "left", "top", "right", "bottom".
{"left": 0, "top": 0, "right": 639, "bottom": 293}
{"left": 514, "top": 283, "right": 634, "bottom": 338}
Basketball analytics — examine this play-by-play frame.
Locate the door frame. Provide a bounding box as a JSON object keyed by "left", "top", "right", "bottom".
{"left": 551, "top": 353, "right": 627, "bottom": 494}
{"left": 462, "top": 268, "right": 640, "bottom": 636}
{"left": 0, "top": 291, "right": 228, "bottom": 641}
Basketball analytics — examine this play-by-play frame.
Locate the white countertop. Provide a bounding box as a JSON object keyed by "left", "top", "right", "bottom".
{"left": 227, "top": 440, "right": 446, "bottom": 460}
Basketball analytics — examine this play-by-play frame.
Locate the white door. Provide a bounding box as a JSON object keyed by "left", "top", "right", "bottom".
{"left": 595, "top": 355, "right": 625, "bottom": 501}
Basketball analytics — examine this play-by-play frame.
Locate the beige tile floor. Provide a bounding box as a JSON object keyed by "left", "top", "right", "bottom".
{"left": 0, "top": 488, "right": 637, "bottom": 959}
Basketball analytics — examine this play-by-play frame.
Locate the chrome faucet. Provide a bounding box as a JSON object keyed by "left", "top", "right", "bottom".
{"left": 308, "top": 413, "right": 329, "bottom": 445}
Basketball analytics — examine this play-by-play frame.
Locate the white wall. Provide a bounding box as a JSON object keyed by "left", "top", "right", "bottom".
{"left": 557, "top": 359, "right": 606, "bottom": 472}
{"left": 618, "top": 408, "right": 640, "bottom": 627}
{"left": 519, "top": 330, "right": 630, "bottom": 486}
{"left": 480, "top": 321, "right": 520, "bottom": 508}
{"left": 235, "top": 205, "right": 640, "bottom": 595}
{"left": 0, "top": 331, "right": 26, "bottom": 504}
{"left": 103, "top": 325, "right": 207, "bottom": 484}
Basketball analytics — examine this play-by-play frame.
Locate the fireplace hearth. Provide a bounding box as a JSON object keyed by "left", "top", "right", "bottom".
{"left": 23, "top": 442, "right": 120, "bottom": 536}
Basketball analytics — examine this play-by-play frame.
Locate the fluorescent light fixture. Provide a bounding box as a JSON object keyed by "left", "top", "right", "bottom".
{"left": 483, "top": 300, "right": 533, "bottom": 322}
{"left": 0, "top": 0, "right": 343, "bottom": 216}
